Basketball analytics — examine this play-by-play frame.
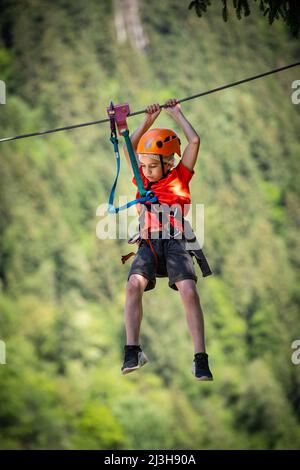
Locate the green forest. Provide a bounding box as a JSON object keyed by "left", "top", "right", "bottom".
{"left": 0, "top": 0, "right": 300, "bottom": 450}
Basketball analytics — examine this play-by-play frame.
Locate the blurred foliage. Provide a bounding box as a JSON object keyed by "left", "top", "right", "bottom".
{"left": 0, "top": 0, "right": 300, "bottom": 450}
{"left": 189, "top": 0, "right": 300, "bottom": 37}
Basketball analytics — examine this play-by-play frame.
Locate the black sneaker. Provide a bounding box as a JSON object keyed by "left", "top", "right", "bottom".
{"left": 192, "top": 352, "right": 213, "bottom": 381}
{"left": 121, "top": 345, "right": 149, "bottom": 375}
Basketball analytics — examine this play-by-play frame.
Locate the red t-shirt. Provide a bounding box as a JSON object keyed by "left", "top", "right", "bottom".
{"left": 132, "top": 161, "right": 194, "bottom": 234}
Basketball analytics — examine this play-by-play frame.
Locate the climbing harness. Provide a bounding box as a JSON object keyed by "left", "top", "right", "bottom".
{"left": 121, "top": 209, "right": 213, "bottom": 278}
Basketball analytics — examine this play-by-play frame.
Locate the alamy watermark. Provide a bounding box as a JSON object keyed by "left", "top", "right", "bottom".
{"left": 291, "top": 339, "right": 300, "bottom": 365}
{"left": 0, "top": 80, "right": 6, "bottom": 104}
{"left": 291, "top": 80, "right": 300, "bottom": 104}
{"left": 96, "top": 200, "right": 205, "bottom": 249}
{"left": 0, "top": 340, "right": 6, "bottom": 365}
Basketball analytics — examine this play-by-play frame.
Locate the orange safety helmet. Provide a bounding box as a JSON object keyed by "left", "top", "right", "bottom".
{"left": 137, "top": 128, "right": 181, "bottom": 157}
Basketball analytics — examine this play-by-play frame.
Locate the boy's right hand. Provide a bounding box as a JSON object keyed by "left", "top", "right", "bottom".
{"left": 145, "top": 103, "right": 161, "bottom": 123}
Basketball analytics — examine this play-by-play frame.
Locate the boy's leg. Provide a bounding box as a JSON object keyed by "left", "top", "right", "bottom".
{"left": 175, "top": 279, "right": 213, "bottom": 380}
{"left": 175, "top": 279, "right": 205, "bottom": 354}
{"left": 125, "top": 273, "right": 149, "bottom": 345}
{"left": 122, "top": 274, "right": 149, "bottom": 374}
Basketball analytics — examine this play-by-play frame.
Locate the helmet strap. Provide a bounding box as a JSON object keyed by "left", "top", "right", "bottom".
{"left": 159, "top": 154, "right": 165, "bottom": 177}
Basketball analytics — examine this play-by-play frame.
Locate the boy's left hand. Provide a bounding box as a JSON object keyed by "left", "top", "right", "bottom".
{"left": 164, "top": 98, "right": 181, "bottom": 116}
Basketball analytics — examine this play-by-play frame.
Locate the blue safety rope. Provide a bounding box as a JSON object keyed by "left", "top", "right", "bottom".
{"left": 107, "top": 133, "right": 158, "bottom": 214}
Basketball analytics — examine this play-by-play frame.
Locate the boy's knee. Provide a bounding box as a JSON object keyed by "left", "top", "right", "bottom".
{"left": 176, "top": 280, "right": 199, "bottom": 300}
{"left": 127, "top": 274, "right": 148, "bottom": 295}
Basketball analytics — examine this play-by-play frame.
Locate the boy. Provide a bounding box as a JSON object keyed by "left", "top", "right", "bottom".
{"left": 122, "top": 99, "right": 213, "bottom": 381}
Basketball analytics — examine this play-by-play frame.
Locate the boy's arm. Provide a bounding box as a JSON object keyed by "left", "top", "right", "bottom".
{"left": 122, "top": 104, "right": 161, "bottom": 177}
{"left": 164, "top": 100, "right": 200, "bottom": 173}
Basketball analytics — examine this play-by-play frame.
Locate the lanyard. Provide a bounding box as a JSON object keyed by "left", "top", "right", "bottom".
{"left": 106, "top": 102, "right": 158, "bottom": 214}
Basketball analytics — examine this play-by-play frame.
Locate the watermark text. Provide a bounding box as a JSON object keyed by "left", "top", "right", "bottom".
{"left": 96, "top": 199, "right": 205, "bottom": 250}
{"left": 0, "top": 80, "right": 6, "bottom": 104}
{"left": 291, "top": 339, "right": 300, "bottom": 365}
{"left": 0, "top": 340, "right": 6, "bottom": 365}
{"left": 291, "top": 80, "right": 300, "bottom": 104}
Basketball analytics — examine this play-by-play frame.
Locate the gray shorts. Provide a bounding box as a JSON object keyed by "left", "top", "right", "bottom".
{"left": 127, "top": 238, "right": 198, "bottom": 291}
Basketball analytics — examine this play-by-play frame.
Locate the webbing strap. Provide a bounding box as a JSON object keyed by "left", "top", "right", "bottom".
{"left": 121, "top": 129, "right": 146, "bottom": 197}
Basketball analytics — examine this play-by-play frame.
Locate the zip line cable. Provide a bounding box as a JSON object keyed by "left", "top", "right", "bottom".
{"left": 0, "top": 61, "right": 299, "bottom": 144}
